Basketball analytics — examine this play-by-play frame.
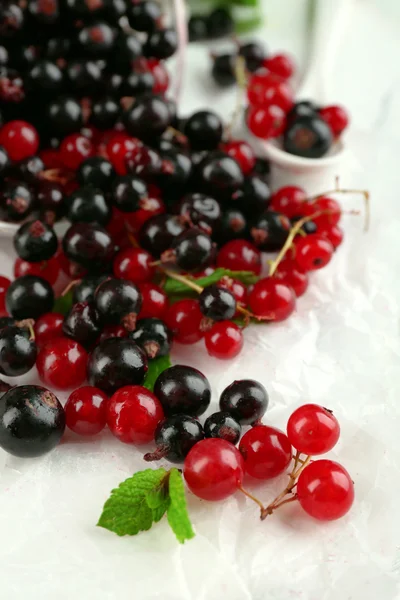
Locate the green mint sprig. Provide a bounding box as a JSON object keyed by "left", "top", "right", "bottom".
{"left": 163, "top": 268, "right": 259, "bottom": 296}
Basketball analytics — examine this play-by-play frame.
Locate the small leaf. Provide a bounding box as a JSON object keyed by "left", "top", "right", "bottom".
{"left": 235, "top": 15, "right": 263, "bottom": 33}
{"left": 53, "top": 291, "right": 73, "bottom": 316}
{"left": 167, "top": 468, "right": 195, "bottom": 544}
{"left": 163, "top": 268, "right": 259, "bottom": 296}
{"left": 143, "top": 355, "right": 172, "bottom": 392}
{"left": 146, "top": 472, "right": 171, "bottom": 523}
{"left": 97, "top": 468, "right": 167, "bottom": 537}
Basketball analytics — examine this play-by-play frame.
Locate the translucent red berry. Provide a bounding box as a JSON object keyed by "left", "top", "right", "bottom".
{"left": 249, "top": 278, "right": 296, "bottom": 321}
{"left": 60, "top": 133, "right": 93, "bottom": 170}
{"left": 217, "top": 239, "right": 261, "bottom": 275}
{"left": 145, "top": 58, "right": 169, "bottom": 94}
{"left": 247, "top": 72, "right": 294, "bottom": 112}
{"left": 264, "top": 53, "right": 295, "bottom": 80}
{"left": 138, "top": 282, "right": 168, "bottom": 320}
{"left": 0, "top": 120, "right": 39, "bottom": 161}
{"left": 107, "top": 134, "right": 142, "bottom": 175}
{"left": 36, "top": 337, "right": 88, "bottom": 390}
{"left": 204, "top": 320, "right": 243, "bottom": 359}
{"left": 247, "top": 104, "right": 286, "bottom": 139}
{"left": 274, "top": 258, "right": 309, "bottom": 297}
{"left": 294, "top": 234, "right": 334, "bottom": 271}
{"left": 239, "top": 425, "right": 292, "bottom": 479}
{"left": 65, "top": 386, "right": 108, "bottom": 436}
{"left": 321, "top": 224, "right": 344, "bottom": 249}
{"left": 0, "top": 276, "right": 11, "bottom": 314}
{"left": 221, "top": 140, "right": 256, "bottom": 175}
{"left": 113, "top": 247, "right": 155, "bottom": 283}
{"left": 165, "top": 298, "right": 203, "bottom": 344}
{"left": 271, "top": 185, "right": 307, "bottom": 218}
{"left": 14, "top": 256, "right": 60, "bottom": 285}
{"left": 34, "top": 312, "right": 64, "bottom": 348}
{"left": 287, "top": 404, "right": 340, "bottom": 455}
{"left": 301, "top": 197, "right": 341, "bottom": 228}
{"left": 319, "top": 105, "right": 349, "bottom": 137}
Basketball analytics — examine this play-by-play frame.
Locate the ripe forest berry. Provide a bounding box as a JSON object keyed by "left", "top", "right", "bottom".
{"left": 144, "top": 414, "right": 204, "bottom": 463}
{"left": 60, "top": 133, "right": 93, "bottom": 170}
{"left": 98, "top": 324, "right": 128, "bottom": 343}
{"left": 63, "top": 223, "right": 115, "bottom": 272}
{"left": 247, "top": 72, "right": 293, "bottom": 111}
{"left": 77, "top": 156, "right": 116, "bottom": 191}
{"left": 63, "top": 302, "right": 102, "bottom": 348}
{"left": 218, "top": 277, "right": 247, "bottom": 312}
{"left": 94, "top": 278, "right": 142, "bottom": 330}
{"left": 204, "top": 320, "right": 243, "bottom": 359}
{"left": 319, "top": 105, "right": 349, "bottom": 137}
{"left": 239, "top": 425, "right": 292, "bottom": 479}
{"left": 247, "top": 104, "right": 287, "bottom": 139}
{"left": 34, "top": 313, "right": 64, "bottom": 348}
{"left": 178, "top": 193, "right": 221, "bottom": 234}
{"left": 232, "top": 174, "right": 271, "bottom": 217}
{"left": 139, "top": 214, "right": 185, "bottom": 258}
{"left": 127, "top": 1, "right": 162, "bottom": 33}
{"left": 0, "top": 276, "right": 11, "bottom": 313}
{"left": 264, "top": 53, "right": 295, "bottom": 80}
{"left": 184, "top": 110, "right": 223, "bottom": 151}
{"left": 14, "top": 220, "right": 58, "bottom": 263}
{"left": 283, "top": 116, "right": 333, "bottom": 158}
{"left": 106, "top": 134, "right": 142, "bottom": 176}
{"left": 0, "top": 120, "right": 39, "bottom": 161}
{"left": 14, "top": 256, "right": 60, "bottom": 285}
{"left": 37, "top": 182, "right": 65, "bottom": 224}
{"left": 294, "top": 234, "right": 334, "bottom": 271}
{"left": 274, "top": 258, "right": 309, "bottom": 297}
{"left": 239, "top": 42, "right": 266, "bottom": 72}
{"left": 211, "top": 53, "right": 236, "bottom": 87}
{"left": 219, "top": 379, "right": 268, "bottom": 424}
{"left": 111, "top": 175, "right": 147, "bottom": 213}
{"left": 271, "top": 186, "right": 307, "bottom": 218}
{"left": 248, "top": 278, "right": 296, "bottom": 321}
{"left": 287, "top": 404, "right": 340, "bottom": 455}
{"left": 250, "top": 211, "right": 291, "bottom": 251}
{"left": 164, "top": 229, "right": 215, "bottom": 272}
{"left": 321, "top": 224, "right": 344, "bottom": 249}
{"left": 107, "top": 385, "right": 164, "bottom": 445}
{"left": 122, "top": 95, "right": 172, "bottom": 142}
{"left": 199, "top": 284, "right": 236, "bottom": 321}
{"left": 297, "top": 460, "right": 354, "bottom": 521}
{"left": 6, "top": 275, "right": 54, "bottom": 320}
{"left": 184, "top": 438, "right": 245, "bottom": 501}
{"left": 0, "top": 325, "right": 37, "bottom": 377}
{"left": 165, "top": 298, "right": 203, "bottom": 344}
{"left": 204, "top": 411, "right": 241, "bottom": 445}
{"left": 37, "top": 337, "right": 88, "bottom": 390}
{"left": 113, "top": 247, "right": 155, "bottom": 283}
{"left": 154, "top": 364, "right": 211, "bottom": 417}
{"left": 0, "top": 385, "right": 65, "bottom": 458}
{"left": 221, "top": 140, "right": 256, "bottom": 175}
{"left": 0, "top": 181, "right": 35, "bottom": 222}
{"left": 195, "top": 151, "right": 244, "bottom": 201}
{"left": 131, "top": 317, "right": 172, "bottom": 359}
{"left": 217, "top": 239, "right": 261, "bottom": 275}
{"left": 66, "top": 187, "right": 111, "bottom": 226}
{"left": 300, "top": 197, "right": 341, "bottom": 228}
{"left": 65, "top": 386, "right": 108, "bottom": 436}
{"left": 138, "top": 282, "right": 168, "bottom": 320}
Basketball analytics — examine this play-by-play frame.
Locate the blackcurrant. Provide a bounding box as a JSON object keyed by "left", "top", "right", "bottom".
{"left": 166, "top": 228, "right": 214, "bottom": 272}
{"left": 287, "top": 101, "right": 319, "bottom": 125}
{"left": 157, "top": 148, "right": 192, "bottom": 195}
{"left": 66, "top": 60, "right": 103, "bottom": 97}
{"left": 94, "top": 278, "right": 142, "bottom": 330}
{"left": 130, "top": 317, "right": 172, "bottom": 359}
{"left": 91, "top": 96, "right": 120, "bottom": 130}
{"left": 14, "top": 220, "right": 58, "bottom": 262}
{"left": 77, "top": 157, "right": 116, "bottom": 191}
{"left": 204, "top": 411, "right": 241, "bottom": 445}
{"left": 72, "top": 274, "right": 109, "bottom": 305}
{"left": 12, "top": 155, "right": 44, "bottom": 186}
{"left": 0, "top": 146, "right": 10, "bottom": 176}
{"left": 78, "top": 22, "right": 116, "bottom": 57}
{"left": 219, "top": 379, "right": 269, "bottom": 424}
{"left": 6, "top": 275, "right": 54, "bottom": 320}
{"left": 250, "top": 210, "right": 291, "bottom": 251}
{"left": 144, "top": 28, "right": 177, "bottom": 60}
{"left": 196, "top": 151, "right": 244, "bottom": 200}
{"left": 232, "top": 175, "right": 271, "bottom": 216}
{"left": 239, "top": 41, "right": 266, "bottom": 72}
{"left": 184, "top": 110, "right": 223, "bottom": 151}
{"left": 26, "top": 60, "right": 64, "bottom": 96}
{"left": 120, "top": 69, "right": 154, "bottom": 97}
{"left": 46, "top": 96, "right": 83, "bottom": 136}
{"left": 123, "top": 94, "right": 171, "bottom": 141}
{"left": 211, "top": 53, "right": 236, "bottom": 87}
{"left": 217, "top": 208, "right": 248, "bottom": 244}
{"left": 37, "top": 182, "right": 65, "bottom": 223}
{"left": 283, "top": 116, "right": 333, "bottom": 159}
{"left": 154, "top": 365, "right": 211, "bottom": 417}
{"left": 46, "top": 37, "right": 72, "bottom": 62}
{"left": 139, "top": 214, "right": 185, "bottom": 257}
{"left": 128, "top": 1, "right": 162, "bottom": 33}
{"left": 111, "top": 175, "right": 147, "bottom": 212}
{"left": 144, "top": 415, "right": 204, "bottom": 463}
{"left": 63, "top": 302, "right": 102, "bottom": 347}
{"left": 178, "top": 193, "right": 221, "bottom": 234}
{"left": 111, "top": 33, "right": 143, "bottom": 74}
{"left": 252, "top": 157, "right": 271, "bottom": 181}
{"left": 199, "top": 284, "right": 236, "bottom": 321}
{"left": 66, "top": 187, "right": 111, "bottom": 226}
{"left": 62, "top": 223, "right": 115, "bottom": 272}
{"left": 188, "top": 16, "right": 208, "bottom": 41}
{"left": 207, "top": 8, "right": 234, "bottom": 38}
{"left": 0, "top": 181, "right": 35, "bottom": 222}
{"left": 0, "top": 325, "right": 37, "bottom": 377}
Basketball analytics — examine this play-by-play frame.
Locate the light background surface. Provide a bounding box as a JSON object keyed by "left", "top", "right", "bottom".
{"left": 1, "top": 1, "right": 400, "bottom": 598}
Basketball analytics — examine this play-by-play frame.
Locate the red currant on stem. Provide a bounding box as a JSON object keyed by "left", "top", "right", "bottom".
{"left": 301, "top": 197, "right": 341, "bottom": 227}
{"left": 287, "top": 404, "right": 340, "bottom": 455}
{"left": 239, "top": 425, "right": 292, "bottom": 479}
{"left": 248, "top": 278, "right": 296, "bottom": 321}
{"left": 221, "top": 140, "right": 256, "bottom": 175}
{"left": 321, "top": 224, "right": 344, "bottom": 248}
{"left": 273, "top": 257, "right": 309, "bottom": 297}
{"left": 65, "top": 386, "right": 108, "bottom": 436}
{"left": 113, "top": 247, "right": 155, "bottom": 283}
{"left": 271, "top": 186, "right": 307, "bottom": 218}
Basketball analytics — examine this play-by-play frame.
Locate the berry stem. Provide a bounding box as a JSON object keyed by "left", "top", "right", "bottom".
{"left": 16, "top": 319, "right": 35, "bottom": 340}
{"left": 308, "top": 188, "right": 370, "bottom": 232}
{"left": 61, "top": 279, "right": 81, "bottom": 297}
{"left": 238, "top": 486, "right": 266, "bottom": 512}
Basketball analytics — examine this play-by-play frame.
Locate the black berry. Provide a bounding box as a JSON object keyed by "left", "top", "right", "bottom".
{"left": 144, "top": 28, "right": 177, "bottom": 60}
{"left": 77, "top": 157, "right": 116, "bottom": 191}
{"left": 178, "top": 192, "right": 221, "bottom": 234}
{"left": 250, "top": 210, "right": 291, "bottom": 251}
{"left": 211, "top": 53, "right": 236, "bottom": 87}
{"left": 219, "top": 379, "right": 269, "bottom": 425}
{"left": 204, "top": 411, "right": 241, "bottom": 445}
{"left": 154, "top": 365, "right": 211, "bottom": 417}
{"left": 94, "top": 278, "right": 142, "bottom": 330}
{"left": 6, "top": 275, "right": 54, "bottom": 320}
{"left": 139, "top": 214, "right": 185, "bottom": 257}
{"left": 239, "top": 41, "right": 266, "bottom": 72}
{"left": 196, "top": 151, "right": 244, "bottom": 200}
{"left": 131, "top": 317, "right": 171, "bottom": 359}
{"left": 128, "top": 0, "right": 162, "bottom": 33}
{"left": 62, "top": 223, "right": 115, "bottom": 272}
{"left": 188, "top": 15, "right": 208, "bottom": 41}
{"left": 14, "top": 219, "right": 58, "bottom": 262}
{"left": 166, "top": 228, "right": 214, "bottom": 272}
{"left": 123, "top": 94, "right": 171, "bottom": 142}
{"left": 184, "top": 110, "right": 223, "bottom": 151}
{"left": 0, "top": 325, "right": 37, "bottom": 377}
{"left": 111, "top": 175, "right": 147, "bottom": 212}
{"left": 0, "top": 181, "right": 35, "bottom": 222}
{"left": 283, "top": 116, "right": 333, "bottom": 159}
{"left": 199, "top": 284, "right": 236, "bottom": 321}
{"left": 63, "top": 302, "right": 101, "bottom": 347}
{"left": 207, "top": 8, "right": 234, "bottom": 38}
{"left": 66, "top": 187, "right": 111, "bottom": 226}
{"left": 144, "top": 414, "right": 204, "bottom": 463}
{"left": 232, "top": 175, "right": 271, "bottom": 216}
{"left": 72, "top": 274, "right": 109, "bottom": 305}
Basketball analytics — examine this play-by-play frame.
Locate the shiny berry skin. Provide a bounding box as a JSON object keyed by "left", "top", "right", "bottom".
{"left": 37, "top": 182, "right": 65, "bottom": 224}
{"left": 264, "top": 53, "right": 295, "bottom": 79}
{"left": 63, "top": 223, "right": 115, "bottom": 272}
{"left": 66, "top": 187, "right": 111, "bottom": 226}
{"left": 14, "top": 256, "right": 59, "bottom": 287}
{"left": 127, "top": 1, "right": 162, "bottom": 32}
{"left": 65, "top": 386, "right": 108, "bottom": 436}
{"left": 217, "top": 239, "right": 261, "bottom": 275}
{"left": 6, "top": 275, "right": 54, "bottom": 320}
{"left": 63, "top": 302, "right": 101, "bottom": 348}
{"left": 297, "top": 460, "right": 354, "bottom": 521}
{"left": 184, "top": 110, "right": 223, "bottom": 151}
{"left": 221, "top": 140, "right": 256, "bottom": 175}
{"left": 300, "top": 197, "right": 341, "bottom": 228}
{"left": 211, "top": 53, "right": 235, "bottom": 87}
{"left": 178, "top": 193, "right": 221, "bottom": 234}
{"left": 249, "top": 278, "right": 296, "bottom": 321}
{"left": 37, "top": 337, "right": 88, "bottom": 390}
{"left": 321, "top": 224, "right": 343, "bottom": 249}
{"left": 274, "top": 259, "right": 309, "bottom": 297}
{"left": 154, "top": 364, "right": 211, "bottom": 417}
{"left": 232, "top": 174, "right": 271, "bottom": 217}
{"left": 94, "top": 278, "right": 142, "bottom": 330}
{"left": 0, "top": 325, "right": 37, "bottom": 377}
{"left": 184, "top": 438, "right": 245, "bottom": 501}
{"left": 239, "top": 42, "right": 266, "bottom": 72}
{"left": 188, "top": 15, "right": 208, "bottom": 41}
{"left": 218, "top": 276, "right": 247, "bottom": 312}
{"left": 107, "top": 385, "right": 164, "bottom": 445}
{"left": 87, "top": 338, "right": 148, "bottom": 395}
{"left": 287, "top": 404, "right": 340, "bottom": 455}
{"left": 294, "top": 234, "right": 334, "bottom": 271}
{"left": 106, "top": 134, "right": 142, "bottom": 176}
{"left": 144, "top": 27, "right": 177, "bottom": 60}
{"left": 111, "top": 175, "right": 147, "bottom": 213}
{"left": 165, "top": 299, "right": 203, "bottom": 344}
{"left": 196, "top": 151, "right": 244, "bottom": 201}
{"left": 204, "top": 320, "right": 243, "bottom": 359}
{"left": 0, "top": 276, "right": 11, "bottom": 313}
{"left": 0, "top": 385, "right": 65, "bottom": 458}
{"left": 113, "top": 247, "right": 154, "bottom": 283}
{"left": 46, "top": 96, "right": 84, "bottom": 137}
{"left": 78, "top": 156, "right": 116, "bottom": 191}
{"left": 14, "top": 220, "right": 58, "bottom": 263}
{"left": 131, "top": 317, "right": 172, "bottom": 359}
{"left": 204, "top": 411, "right": 241, "bottom": 445}
{"left": 0, "top": 181, "right": 34, "bottom": 222}
{"left": 167, "top": 229, "right": 214, "bottom": 272}
{"left": 59, "top": 134, "right": 93, "bottom": 171}
{"left": 34, "top": 313, "right": 64, "bottom": 348}
{"left": 239, "top": 425, "right": 292, "bottom": 480}
{"left": 122, "top": 95, "right": 171, "bottom": 142}
{"left": 271, "top": 186, "right": 307, "bottom": 218}
{"left": 144, "top": 414, "right": 204, "bottom": 463}
{"left": 98, "top": 324, "right": 128, "bottom": 343}
{"left": 199, "top": 284, "right": 236, "bottom": 321}
{"left": 219, "top": 379, "right": 268, "bottom": 425}
{"left": 319, "top": 105, "right": 349, "bottom": 137}
{"left": 283, "top": 116, "right": 333, "bottom": 159}
{"left": 247, "top": 73, "right": 293, "bottom": 111}
{"left": 138, "top": 282, "right": 168, "bottom": 320}
{"left": 247, "top": 104, "right": 286, "bottom": 139}
{"left": 0, "top": 120, "right": 39, "bottom": 162}
{"left": 250, "top": 211, "right": 291, "bottom": 251}
{"left": 139, "top": 214, "right": 185, "bottom": 258}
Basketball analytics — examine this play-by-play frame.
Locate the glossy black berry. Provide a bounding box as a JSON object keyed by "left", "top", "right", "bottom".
{"left": 217, "top": 208, "right": 248, "bottom": 243}
{"left": 72, "top": 274, "right": 109, "bottom": 305}
{"left": 26, "top": 60, "right": 64, "bottom": 96}
{"left": 287, "top": 100, "right": 319, "bottom": 125}
{"left": 0, "top": 181, "right": 35, "bottom": 222}
{"left": 154, "top": 365, "right": 211, "bottom": 417}
{"left": 144, "top": 415, "right": 204, "bottom": 463}
{"left": 207, "top": 8, "right": 234, "bottom": 38}
{"left": 188, "top": 15, "right": 208, "bottom": 41}
{"left": 66, "top": 187, "right": 111, "bottom": 226}
{"left": 196, "top": 151, "right": 244, "bottom": 200}
{"left": 63, "top": 223, "right": 115, "bottom": 272}
{"left": 128, "top": 0, "right": 162, "bottom": 32}
{"left": 0, "top": 385, "right": 65, "bottom": 458}
{"left": 204, "top": 411, "right": 241, "bottom": 445}
{"left": 0, "top": 326, "right": 37, "bottom": 377}
{"left": 219, "top": 379, "right": 269, "bottom": 425}
{"left": 123, "top": 94, "right": 171, "bottom": 141}
{"left": 12, "top": 155, "right": 44, "bottom": 186}
{"left": 120, "top": 69, "right": 154, "bottom": 97}
{"left": 46, "top": 96, "right": 83, "bottom": 136}
{"left": 63, "top": 302, "right": 101, "bottom": 347}
{"left": 37, "top": 182, "right": 65, "bottom": 223}
{"left": 144, "top": 28, "right": 177, "bottom": 59}
{"left": 184, "top": 110, "right": 223, "bottom": 151}
{"left": 199, "top": 284, "right": 236, "bottom": 321}
{"left": 252, "top": 157, "right": 270, "bottom": 181}
{"left": 27, "top": 0, "right": 59, "bottom": 24}
{"left": 232, "top": 175, "right": 271, "bottom": 216}
{"left": 157, "top": 148, "right": 192, "bottom": 195}
{"left": 14, "top": 220, "right": 58, "bottom": 262}
{"left": 167, "top": 228, "right": 214, "bottom": 272}
{"left": 131, "top": 317, "right": 171, "bottom": 359}
{"left": 87, "top": 338, "right": 148, "bottom": 394}
{"left": 111, "top": 33, "right": 143, "bottom": 74}
{"left": 0, "top": 2, "right": 25, "bottom": 40}
{"left": 139, "top": 214, "right": 185, "bottom": 258}
{"left": 94, "top": 278, "right": 142, "bottom": 330}
{"left": 111, "top": 175, "right": 147, "bottom": 212}
{"left": 0, "top": 67, "right": 25, "bottom": 104}
{"left": 239, "top": 41, "right": 266, "bottom": 72}
{"left": 250, "top": 210, "right": 291, "bottom": 251}
{"left": 91, "top": 96, "right": 120, "bottom": 130}
{"left": 66, "top": 60, "right": 103, "bottom": 96}
{"left": 78, "top": 22, "right": 115, "bottom": 57}
{"left": 283, "top": 116, "right": 333, "bottom": 159}
{"left": 6, "top": 276, "right": 54, "bottom": 320}
{"left": 178, "top": 193, "right": 221, "bottom": 234}
{"left": 77, "top": 157, "right": 116, "bottom": 191}
{"left": 211, "top": 53, "right": 236, "bottom": 87}
{"left": 126, "top": 146, "right": 164, "bottom": 180}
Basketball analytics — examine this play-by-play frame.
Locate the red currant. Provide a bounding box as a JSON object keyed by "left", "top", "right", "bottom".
{"left": 249, "top": 278, "right": 296, "bottom": 321}
{"left": 321, "top": 224, "right": 344, "bottom": 249}
{"left": 247, "top": 104, "right": 286, "bottom": 139}
{"left": 107, "top": 134, "right": 142, "bottom": 175}
{"left": 271, "top": 185, "right": 307, "bottom": 218}
{"left": 56, "top": 248, "right": 87, "bottom": 279}
{"left": 107, "top": 385, "right": 164, "bottom": 445}
{"left": 145, "top": 58, "right": 169, "bottom": 94}
{"left": 60, "top": 133, "right": 93, "bottom": 170}
{"left": 263, "top": 53, "right": 295, "bottom": 80}
{"left": 37, "top": 337, "right": 88, "bottom": 390}
{"left": 239, "top": 425, "right": 292, "bottom": 479}
{"left": 301, "top": 197, "right": 341, "bottom": 228}
{"left": 204, "top": 320, "right": 243, "bottom": 359}
{"left": 34, "top": 312, "right": 64, "bottom": 348}
{"left": 274, "top": 258, "right": 308, "bottom": 297}
{"left": 287, "top": 404, "right": 340, "bottom": 455}
{"left": 39, "top": 148, "right": 63, "bottom": 169}
{"left": 113, "top": 247, "right": 155, "bottom": 283}
{"left": 14, "top": 256, "right": 60, "bottom": 285}
{"left": 294, "top": 234, "right": 334, "bottom": 271}
{"left": 319, "top": 105, "right": 349, "bottom": 137}
{"left": 98, "top": 324, "right": 128, "bottom": 343}
{"left": 0, "top": 120, "right": 39, "bottom": 162}
{"left": 165, "top": 299, "right": 203, "bottom": 344}
{"left": 297, "top": 460, "right": 354, "bottom": 521}
{"left": 217, "top": 240, "right": 261, "bottom": 275}
{"left": 247, "top": 72, "right": 294, "bottom": 112}
{"left": 138, "top": 282, "right": 168, "bottom": 320}
{"left": 125, "top": 196, "right": 165, "bottom": 232}
{"left": 65, "top": 386, "right": 108, "bottom": 436}
{"left": 184, "top": 438, "right": 245, "bottom": 501}
{"left": 0, "top": 276, "right": 11, "bottom": 314}
{"left": 106, "top": 207, "right": 126, "bottom": 241}
{"left": 221, "top": 140, "right": 256, "bottom": 175}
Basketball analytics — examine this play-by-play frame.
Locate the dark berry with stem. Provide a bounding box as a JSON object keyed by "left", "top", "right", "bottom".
{"left": 154, "top": 365, "right": 211, "bottom": 417}
{"left": 128, "top": 0, "right": 162, "bottom": 32}
{"left": 72, "top": 274, "right": 109, "bottom": 305}
{"left": 204, "top": 411, "right": 241, "bottom": 445}
{"left": 63, "top": 302, "right": 102, "bottom": 348}
{"left": 144, "top": 414, "right": 204, "bottom": 463}
{"left": 46, "top": 96, "right": 83, "bottom": 136}
{"left": 196, "top": 151, "right": 244, "bottom": 200}
{"left": 283, "top": 116, "right": 333, "bottom": 159}
{"left": 239, "top": 41, "right": 266, "bottom": 72}
{"left": 26, "top": 60, "right": 64, "bottom": 96}
{"left": 0, "top": 182, "right": 35, "bottom": 222}
{"left": 232, "top": 175, "right": 271, "bottom": 217}
{"left": 144, "top": 28, "right": 177, "bottom": 59}
{"left": 157, "top": 148, "right": 192, "bottom": 195}
{"left": 63, "top": 223, "right": 115, "bottom": 272}
{"left": 199, "top": 284, "right": 236, "bottom": 322}
{"left": 211, "top": 53, "right": 236, "bottom": 87}
{"left": 78, "top": 22, "right": 115, "bottom": 57}
{"left": 164, "top": 229, "right": 215, "bottom": 272}
{"left": 66, "top": 187, "right": 111, "bottom": 226}
{"left": 188, "top": 15, "right": 208, "bottom": 41}
{"left": 78, "top": 157, "right": 116, "bottom": 191}
{"left": 178, "top": 193, "right": 221, "bottom": 234}
{"left": 94, "top": 278, "right": 142, "bottom": 330}
{"left": 250, "top": 211, "right": 291, "bottom": 251}
{"left": 207, "top": 7, "right": 234, "bottom": 38}
{"left": 123, "top": 95, "right": 172, "bottom": 142}
{"left": 0, "top": 385, "right": 65, "bottom": 458}
{"left": 131, "top": 317, "right": 171, "bottom": 359}
{"left": 65, "top": 386, "right": 108, "bottom": 436}
{"left": 184, "top": 110, "right": 223, "bottom": 151}
{"left": 220, "top": 379, "right": 269, "bottom": 425}
{"left": 287, "top": 101, "right": 318, "bottom": 125}
{"left": 91, "top": 96, "right": 120, "bottom": 130}
{"left": 67, "top": 60, "right": 103, "bottom": 96}
{"left": 14, "top": 220, "right": 58, "bottom": 263}
{"left": 217, "top": 208, "right": 248, "bottom": 243}
{"left": 217, "top": 239, "right": 261, "bottom": 275}
{"left": 12, "top": 155, "right": 44, "bottom": 186}
{"left": 0, "top": 326, "right": 37, "bottom": 377}
{"left": 112, "top": 175, "right": 147, "bottom": 212}
{"left": 6, "top": 276, "right": 54, "bottom": 320}
{"left": 87, "top": 338, "right": 148, "bottom": 394}
{"left": 205, "top": 320, "right": 243, "bottom": 359}
{"left": 111, "top": 33, "right": 143, "bottom": 74}
{"left": 139, "top": 214, "right": 185, "bottom": 257}
{"left": 239, "top": 425, "right": 292, "bottom": 479}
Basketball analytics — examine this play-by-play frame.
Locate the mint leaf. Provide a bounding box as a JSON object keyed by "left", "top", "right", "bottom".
{"left": 97, "top": 468, "right": 167, "bottom": 536}
{"left": 143, "top": 355, "right": 171, "bottom": 391}
{"left": 146, "top": 472, "right": 171, "bottom": 523}
{"left": 167, "top": 468, "right": 195, "bottom": 544}
{"left": 163, "top": 268, "right": 258, "bottom": 295}
{"left": 235, "top": 15, "right": 263, "bottom": 33}
{"left": 53, "top": 291, "right": 73, "bottom": 316}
